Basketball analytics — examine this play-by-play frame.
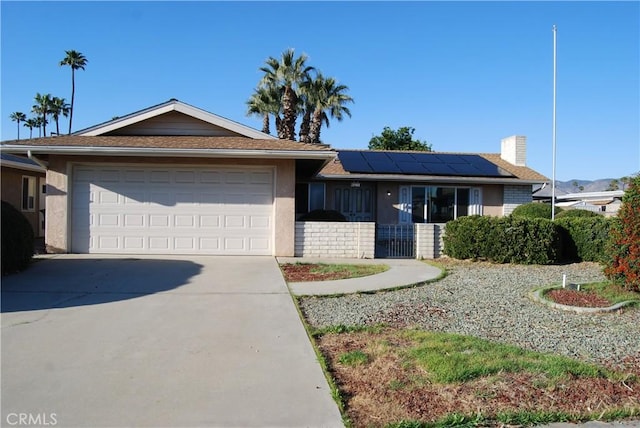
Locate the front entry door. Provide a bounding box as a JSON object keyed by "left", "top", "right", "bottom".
{"left": 333, "top": 185, "right": 374, "bottom": 221}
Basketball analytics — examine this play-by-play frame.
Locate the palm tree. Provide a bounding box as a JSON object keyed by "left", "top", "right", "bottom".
{"left": 246, "top": 85, "right": 283, "bottom": 136}
{"left": 32, "top": 93, "right": 52, "bottom": 137}
{"left": 9, "top": 112, "right": 26, "bottom": 140}
{"left": 33, "top": 117, "right": 45, "bottom": 138}
{"left": 49, "top": 97, "right": 70, "bottom": 136}
{"left": 307, "top": 74, "right": 353, "bottom": 144}
{"left": 60, "top": 50, "right": 88, "bottom": 134}
{"left": 259, "top": 49, "right": 314, "bottom": 141}
{"left": 23, "top": 118, "right": 37, "bottom": 139}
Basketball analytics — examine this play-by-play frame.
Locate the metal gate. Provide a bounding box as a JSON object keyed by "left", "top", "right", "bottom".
{"left": 375, "top": 224, "right": 415, "bottom": 258}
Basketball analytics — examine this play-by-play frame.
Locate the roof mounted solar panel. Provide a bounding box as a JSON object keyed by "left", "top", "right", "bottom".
{"left": 396, "top": 161, "right": 427, "bottom": 174}
{"left": 337, "top": 150, "right": 515, "bottom": 178}
{"left": 337, "top": 151, "right": 373, "bottom": 173}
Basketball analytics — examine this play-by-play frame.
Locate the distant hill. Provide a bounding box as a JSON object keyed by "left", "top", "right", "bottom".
{"left": 556, "top": 179, "right": 621, "bottom": 193}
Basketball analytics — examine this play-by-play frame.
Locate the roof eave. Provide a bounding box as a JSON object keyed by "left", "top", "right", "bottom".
{"left": 0, "top": 145, "right": 335, "bottom": 160}
{"left": 0, "top": 159, "right": 46, "bottom": 173}
{"left": 317, "top": 173, "right": 547, "bottom": 185}
{"left": 74, "top": 100, "right": 277, "bottom": 140}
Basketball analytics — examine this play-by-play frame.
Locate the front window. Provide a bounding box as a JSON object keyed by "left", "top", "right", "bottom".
{"left": 411, "top": 186, "right": 469, "bottom": 223}
{"left": 296, "top": 182, "right": 326, "bottom": 216}
{"left": 21, "top": 176, "right": 36, "bottom": 211}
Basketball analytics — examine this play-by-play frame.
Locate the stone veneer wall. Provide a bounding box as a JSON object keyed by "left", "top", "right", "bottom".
{"left": 415, "top": 223, "right": 445, "bottom": 259}
{"left": 503, "top": 185, "right": 533, "bottom": 216}
{"left": 294, "top": 222, "right": 375, "bottom": 258}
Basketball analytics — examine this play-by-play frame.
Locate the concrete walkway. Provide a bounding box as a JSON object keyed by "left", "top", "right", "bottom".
{"left": 2, "top": 255, "right": 343, "bottom": 428}
{"left": 278, "top": 257, "right": 442, "bottom": 296}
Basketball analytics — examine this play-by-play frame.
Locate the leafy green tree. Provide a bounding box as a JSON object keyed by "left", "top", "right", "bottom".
{"left": 49, "top": 97, "right": 70, "bottom": 136}
{"left": 9, "top": 112, "right": 26, "bottom": 140}
{"left": 23, "top": 118, "right": 37, "bottom": 139}
{"left": 620, "top": 176, "right": 632, "bottom": 190}
{"left": 607, "top": 179, "right": 619, "bottom": 191}
{"left": 605, "top": 174, "right": 640, "bottom": 291}
{"left": 60, "top": 50, "right": 88, "bottom": 134}
{"left": 368, "top": 126, "right": 432, "bottom": 151}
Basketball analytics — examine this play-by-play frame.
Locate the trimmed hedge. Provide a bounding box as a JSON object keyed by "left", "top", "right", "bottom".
{"left": 555, "top": 216, "right": 612, "bottom": 263}
{"left": 555, "top": 209, "right": 601, "bottom": 219}
{"left": 443, "top": 215, "right": 561, "bottom": 264}
{"left": 444, "top": 213, "right": 612, "bottom": 264}
{"left": 511, "top": 202, "right": 562, "bottom": 219}
{"left": 1, "top": 200, "right": 34, "bottom": 275}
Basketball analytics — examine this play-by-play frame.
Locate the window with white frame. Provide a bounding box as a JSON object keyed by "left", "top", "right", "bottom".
{"left": 21, "top": 176, "right": 36, "bottom": 212}
{"left": 403, "top": 186, "right": 480, "bottom": 223}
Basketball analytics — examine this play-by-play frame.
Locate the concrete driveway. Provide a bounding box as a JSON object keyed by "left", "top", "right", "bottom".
{"left": 1, "top": 255, "right": 343, "bottom": 428}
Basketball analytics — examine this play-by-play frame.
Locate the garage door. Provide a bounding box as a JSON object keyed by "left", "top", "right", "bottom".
{"left": 71, "top": 165, "right": 274, "bottom": 255}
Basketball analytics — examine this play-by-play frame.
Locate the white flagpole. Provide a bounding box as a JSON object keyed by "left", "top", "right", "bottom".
{"left": 552, "top": 24, "right": 557, "bottom": 220}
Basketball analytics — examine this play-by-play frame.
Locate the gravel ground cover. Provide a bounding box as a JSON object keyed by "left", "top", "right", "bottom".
{"left": 299, "top": 260, "right": 640, "bottom": 367}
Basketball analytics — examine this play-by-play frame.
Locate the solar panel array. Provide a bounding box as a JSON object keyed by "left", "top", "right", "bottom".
{"left": 337, "top": 151, "right": 513, "bottom": 178}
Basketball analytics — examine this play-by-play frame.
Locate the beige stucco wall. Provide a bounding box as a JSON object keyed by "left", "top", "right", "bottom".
{"left": 481, "top": 184, "right": 504, "bottom": 217}
{"left": 1, "top": 167, "right": 45, "bottom": 237}
{"left": 376, "top": 182, "right": 400, "bottom": 224}
{"left": 43, "top": 155, "right": 296, "bottom": 256}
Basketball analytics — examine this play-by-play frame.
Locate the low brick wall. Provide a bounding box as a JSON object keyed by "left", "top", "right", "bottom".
{"left": 415, "top": 223, "right": 445, "bottom": 259}
{"left": 294, "top": 221, "right": 375, "bottom": 258}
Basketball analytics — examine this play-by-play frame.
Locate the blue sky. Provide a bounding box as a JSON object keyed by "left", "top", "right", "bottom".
{"left": 1, "top": 1, "right": 638, "bottom": 181}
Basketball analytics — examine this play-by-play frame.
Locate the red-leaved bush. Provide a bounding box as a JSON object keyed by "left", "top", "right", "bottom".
{"left": 605, "top": 174, "right": 640, "bottom": 291}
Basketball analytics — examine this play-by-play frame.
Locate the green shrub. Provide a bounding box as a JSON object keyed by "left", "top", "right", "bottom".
{"left": 511, "top": 203, "right": 562, "bottom": 219}
{"left": 297, "top": 209, "right": 347, "bottom": 222}
{"left": 441, "top": 215, "right": 493, "bottom": 260}
{"left": 443, "top": 215, "right": 561, "bottom": 264}
{"left": 555, "top": 209, "right": 600, "bottom": 219}
{"left": 1, "top": 200, "right": 34, "bottom": 275}
{"left": 555, "top": 216, "right": 611, "bottom": 262}
{"left": 605, "top": 175, "right": 640, "bottom": 291}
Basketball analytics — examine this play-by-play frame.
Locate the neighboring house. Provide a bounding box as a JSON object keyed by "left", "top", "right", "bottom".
{"left": 1, "top": 153, "right": 47, "bottom": 237}
{"left": 1, "top": 100, "right": 548, "bottom": 258}
{"left": 555, "top": 190, "right": 624, "bottom": 217}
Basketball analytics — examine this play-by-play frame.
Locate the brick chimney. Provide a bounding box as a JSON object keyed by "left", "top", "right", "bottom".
{"left": 500, "top": 135, "right": 526, "bottom": 166}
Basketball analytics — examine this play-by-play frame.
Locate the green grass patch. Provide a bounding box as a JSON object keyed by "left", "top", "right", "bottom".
{"left": 308, "top": 262, "right": 389, "bottom": 278}
{"left": 310, "top": 323, "right": 386, "bottom": 337}
{"left": 402, "top": 330, "right": 612, "bottom": 384}
{"left": 578, "top": 281, "right": 640, "bottom": 304}
{"left": 339, "top": 350, "right": 369, "bottom": 366}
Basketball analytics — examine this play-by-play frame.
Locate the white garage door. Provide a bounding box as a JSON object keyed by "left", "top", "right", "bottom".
{"left": 71, "top": 165, "right": 274, "bottom": 255}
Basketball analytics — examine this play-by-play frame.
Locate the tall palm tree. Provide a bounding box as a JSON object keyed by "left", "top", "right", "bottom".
{"left": 259, "top": 49, "right": 314, "bottom": 141}
{"left": 9, "top": 112, "right": 26, "bottom": 140}
{"left": 60, "top": 50, "right": 88, "bottom": 134}
{"left": 32, "top": 93, "right": 52, "bottom": 137}
{"left": 49, "top": 97, "right": 70, "bottom": 136}
{"left": 246, "top": 85, "right": 283, "bottom": 136}
{"left": 23, "top": 118, "right": 37, "bottom": 139}
{"left": 307, "top": 74, "right": 353, "bottom": 144}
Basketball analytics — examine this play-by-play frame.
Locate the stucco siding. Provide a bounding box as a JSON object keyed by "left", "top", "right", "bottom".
{"left": 1, "top": 167, "right": 45, "bottom": 237}
{"left": 106, "top": 111, "right": 243, "bottom": 137}
{"left": 481, "top": 184, "right": 504, "bottom": 217}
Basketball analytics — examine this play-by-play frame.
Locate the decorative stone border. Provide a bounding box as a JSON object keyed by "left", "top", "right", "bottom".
{"left": 528, "top": 286, "right": 638, "bottom": 314}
